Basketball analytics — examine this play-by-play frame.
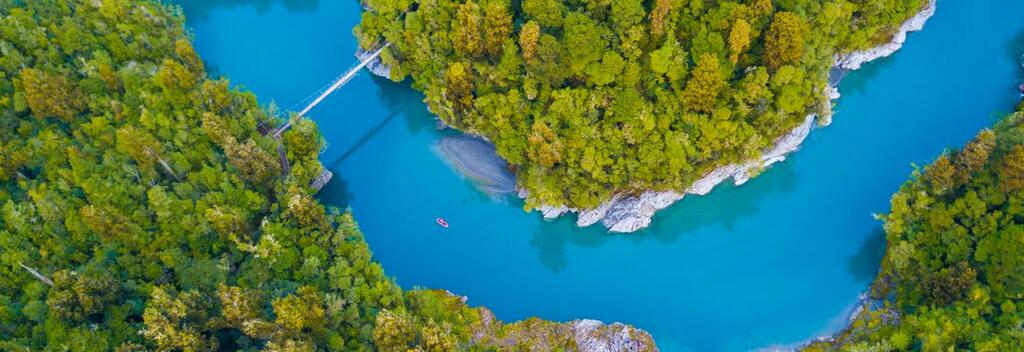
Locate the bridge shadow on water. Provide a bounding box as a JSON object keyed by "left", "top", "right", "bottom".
{"left": 529, "top": 158, "right": 800, "bottom": 273}
{"left": 317, "top": 76, "right": 425, "bottom": 208}
{"left": 174, "top": 0, "right": 320, "bottom": 20}
{"left": 317, "top": 108, "right": 401, "bottom": 209}
{"left": 326, "top": 105, "right": 405, "bottom": 171}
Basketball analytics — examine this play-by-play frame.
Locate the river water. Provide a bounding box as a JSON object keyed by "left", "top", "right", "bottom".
{"left": 176, "top": 1, "right": 1024, "bottom": 350}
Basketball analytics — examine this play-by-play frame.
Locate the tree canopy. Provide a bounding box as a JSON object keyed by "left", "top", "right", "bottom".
{"left": 356, "top": 0, "right": 929, "bottom": 209}
{"left": 0, "top": 1, "right": 655, "bottom": 350}
{"left": 806, "top": 104, "right": 1024, "bottom": 351}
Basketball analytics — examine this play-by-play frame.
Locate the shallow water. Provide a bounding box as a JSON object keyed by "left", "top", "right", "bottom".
{"left": 433, "top": 134, "right": 516, "bottom": 196}
{"left": 177, "top": 1, "right": 1024, "bottom": 350}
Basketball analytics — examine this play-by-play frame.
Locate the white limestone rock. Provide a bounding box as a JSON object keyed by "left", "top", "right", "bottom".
{"left": 568, "top": 319, "right": 659, "bottom": 352}
{"left": 310, "top": 169, "right": 333, "bottom": 193}
{"left": 827, "top": 86, "right": 841, "bottom": 101}
{"left": 601, "top": 191, "right": 685, "bottom": 233}
{"left": 576, "top": 195, "right": 619, "bottom": 227}
{"left": 687, "top": 163, "right": 743, "bottom": 196}
{"left": 540, "top": 205, "right": 570, "bottom": 219}
{"left": 354, "top": 47, "right": 391, "bottom": 79}
{"left": 590, "top": 114, "right": 814, "bottom": 233}
{"left": 835, "top": 0, "right": 936, "bottom": 70}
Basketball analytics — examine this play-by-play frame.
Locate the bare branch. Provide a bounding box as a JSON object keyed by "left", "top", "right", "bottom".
{"left": 144, "top": 147, "right": 182, "bottom": 182}
{"left": 18, "top": 262, "right": 53, "bottom": 286}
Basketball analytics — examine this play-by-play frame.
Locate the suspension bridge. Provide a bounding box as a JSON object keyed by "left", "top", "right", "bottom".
{"left": 259, "top": 41, "right": 391, "bottom": 179}
{"left": 272, "top": 42, "right": 391, "bottom": 138}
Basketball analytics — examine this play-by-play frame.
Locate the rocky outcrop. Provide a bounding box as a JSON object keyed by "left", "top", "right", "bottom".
{"left": 835, "top": 0, "right": 936, "bottom": 70}
{"left": 416, "top": 289, "right": 658, "bottom": 351}
{"left": 565, "top": 114, "right": 814, "bottom": 233}
{"left": 567, "top": 319, "right": 658, "bottom": 352}
{"left": 310, "top": 168, "right": 333, "bottom": 193}
{"left": 526, "top": 114, "right": 815, "bottom": 233}
{"left": 355, "top": 47, "right": 391, "bottom": 79}
{"left": 470, "top": 307, "right": 659, "bottom": 352}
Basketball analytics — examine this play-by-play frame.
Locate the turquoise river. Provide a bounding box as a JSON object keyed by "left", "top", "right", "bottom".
{"left": 175, "top": 1, "right": 1024, "bottom": 351}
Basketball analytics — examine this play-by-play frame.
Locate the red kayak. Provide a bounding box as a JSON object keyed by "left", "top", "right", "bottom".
{"left": 436, "top": 218, "right": 449, "bottom": 228}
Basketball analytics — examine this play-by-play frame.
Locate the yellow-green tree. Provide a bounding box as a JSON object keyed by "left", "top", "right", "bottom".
{"left": 728, "top": 19, "right": 752, "bottom": 64}
{"left": 18, "top": 68, "right": 84, "bottom": 121}
{"left": 483, "top": 1, "right": 513, "bottom": 58}
{"left": 682, "top": 53, "right": 726, "bottom": 113}
{"left": 453, "top": 1, "right": 483, "bottom": 58}
{"left": 764, "top": 12, "right": 807, "bottom": 70}
{"left": 519, "top": 21, "right": 541, "bottom": 62}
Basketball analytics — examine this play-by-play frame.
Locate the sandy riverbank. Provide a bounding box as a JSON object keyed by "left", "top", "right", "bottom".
{"left": 434, "top": 134, "right": 517, "bottom": 196}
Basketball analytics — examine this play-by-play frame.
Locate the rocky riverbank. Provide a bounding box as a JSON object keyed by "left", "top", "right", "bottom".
{"left": 470, "top": 308, "right": 659, "bottom": 352}
{"left": 427, "top": 290, "right": 659, "bottom": 351}
{"left": 354, "top": 0, "right": 937, "bottom": 233}
{"left": 355, "top": 46, "right": 391, "bottom": 78}
{"left": 835, "top": 0, "right": 937, "bottom": 71}
{"left": 528, "top": 0, "right": 937, "bottom": 233}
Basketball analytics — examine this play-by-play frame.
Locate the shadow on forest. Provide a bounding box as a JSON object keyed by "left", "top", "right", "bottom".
{"left": 529, "top": 158, "right": 800, "bottom": 273}
{"left": 174, "top": 0, "right": 320, "bottom": 20}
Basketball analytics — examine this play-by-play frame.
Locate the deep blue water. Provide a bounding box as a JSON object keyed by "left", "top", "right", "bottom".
{"left": 176, "top": 1, "right": 1024, "bottom": 350}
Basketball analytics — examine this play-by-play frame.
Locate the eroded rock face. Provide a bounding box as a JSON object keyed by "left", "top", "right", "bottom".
{"left": 835, "top": 0, "right": 936, "bottom": 70}
{"left": 470, "top": 306, "right": 659, "bottom": 352}
{"left": 598, "top": 114, "right": 814, "bottom": 233}
{"left": 310, "top": 168, "right": 333, "bottom": 193}
{"left": 355, "top": 47, "right": 391, "bottom": 79}
{"left": 567, "top": 319, "right": 659, "bottom": 352}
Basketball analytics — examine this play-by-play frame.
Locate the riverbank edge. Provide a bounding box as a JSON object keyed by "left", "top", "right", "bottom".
{"left": 356, "top": 0, "right": 936, "bottom": 233}
{"left": 354, "top": 28, "right": 660, "bottom": 352}
{"left": 434, "top": 289, "right": 657, "bottom": 350}
{"left": 527, "top": 0, "right": 937, "bottom": 233}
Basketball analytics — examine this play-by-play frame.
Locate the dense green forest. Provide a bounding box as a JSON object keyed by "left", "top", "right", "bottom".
{"left": 356, "top": 0, "right": 928, "bottom": 209}
{"left": 805, "top": 103, "right": 1024, "bottom": 351}
{"left": 0, "top": 1, "right": 655, "bottom": 350}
